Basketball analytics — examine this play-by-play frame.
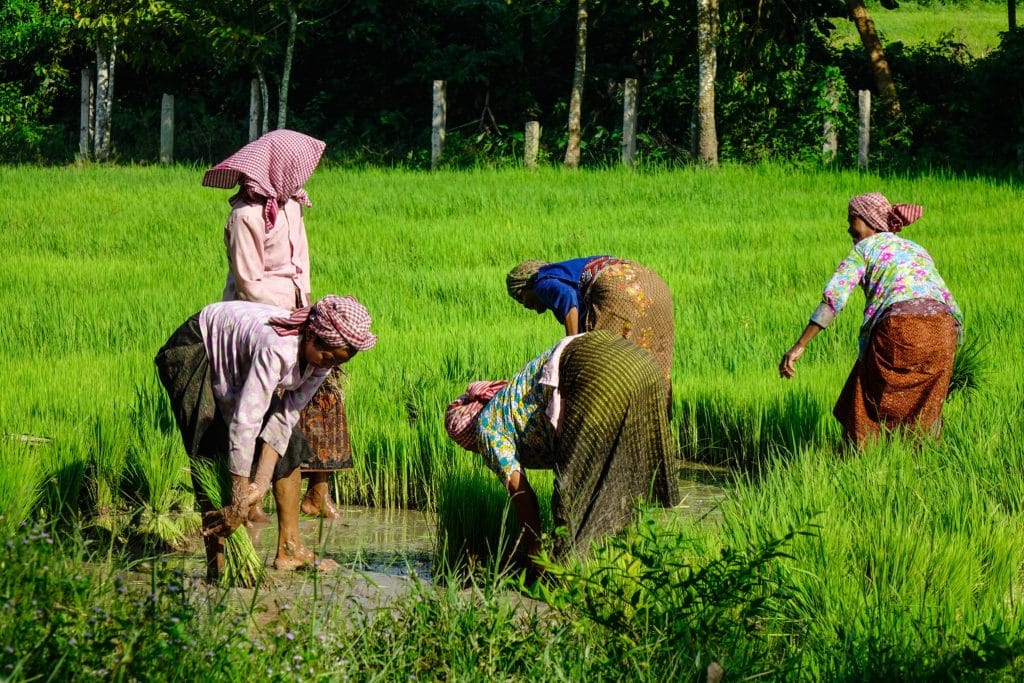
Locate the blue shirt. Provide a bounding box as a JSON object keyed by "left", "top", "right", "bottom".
{"left": 533, "top": 256, "right": 605, "bottom": 324}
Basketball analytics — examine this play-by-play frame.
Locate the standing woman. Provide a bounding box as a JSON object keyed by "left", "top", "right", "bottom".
{"left": 154, "top": 295, "right": 377, "bottom": 576}
{"left": 506, "top": 257, "right": 675, "bottom": 396}
{"left": 779, "top": 193, "right": 963, "bottom": 447}
{"left": 202, "top": 130, "right": 346, "bottom": 519}
{"left": 445, "top": 331, "right": 679, "bottom": 565}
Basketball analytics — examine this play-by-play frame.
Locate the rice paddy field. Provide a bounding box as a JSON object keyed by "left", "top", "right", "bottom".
{"left": 2, "top": 164, "right": 1024, "bottom": 679}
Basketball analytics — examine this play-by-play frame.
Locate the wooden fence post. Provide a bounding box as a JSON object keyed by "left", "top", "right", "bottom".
{"left": 524, "top": 120, "right": 540, "bottom": 169}
{"left": 431, "top": 80, "right": 446, "bottom": 170}
{"left": 858, "top": 89, "right": 871, "bottom": 170}
{"left": 79, "top": 68, "right": 93, "bottom": 160}
{"left": 622, "top": 78, "right": 638, "bottom": 168}
{"left": 249, "top": 79, "right": 260, "bottom": 142}
{"left": 160, "top": 94, "right": 174, "bottom": 165}
{"left": 822, "top": 81, "right": 839, "bottom": 163}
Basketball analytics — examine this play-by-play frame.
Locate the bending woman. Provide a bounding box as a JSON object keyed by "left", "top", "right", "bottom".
{"left": 203, "top": 130, "right": 345, "bottom": 519}
{"left": 155, "top": 295, "right": 377, "bottom": 577}
{"left": 506, "top": 257, "right": 675, "bottom": 395}
{"left": 779, "top": 193, "right": 963, "bottom": 447}
{"left": 445, "top": 331, "right": 678, "bottom": 564}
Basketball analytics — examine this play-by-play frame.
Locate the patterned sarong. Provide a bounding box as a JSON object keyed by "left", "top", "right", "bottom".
{"left": 552, "top": 331, "right": 679, "bottom": 555}
{"left": 833, "top": 313, "right": 957, "bottom": 447}
{"left": 154, "top": 313, "right": 311, "bottom": 480}
{"left": 299, "top": 372, "right": 352, "bottom": 471}
{"left": 579, "top": 261, "right": 675, "bottom": 394}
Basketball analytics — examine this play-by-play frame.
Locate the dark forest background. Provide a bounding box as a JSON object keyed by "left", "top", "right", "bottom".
{"left": 2, "top": 0, "right": 1022, "bottom": 174}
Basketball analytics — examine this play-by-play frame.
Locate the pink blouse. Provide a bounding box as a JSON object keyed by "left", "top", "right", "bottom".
{"left": 222, "top": 197, "right": 311, "bottom": 309}
{"left": 198, "top": 301, "right": 328, "bottom": 476}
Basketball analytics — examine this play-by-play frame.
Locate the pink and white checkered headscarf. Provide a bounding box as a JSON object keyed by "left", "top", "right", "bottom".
{"left": 268, "top": 295, "right": 377, "bottom": 351}
{"left": 202, "top": 129, "right": 326, "bottom": 232}
{"left": 848, "top": 192, "right": 924, "bottom": 233}
{"left": 445, "top": 380, "right": 509, "bottom": 452}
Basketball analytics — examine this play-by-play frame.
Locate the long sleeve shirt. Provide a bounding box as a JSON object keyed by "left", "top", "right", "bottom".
{"left": 810, "top": 232, "right": 963, "bottom": 348}
{"left": 198, "top": 301, "right": 328, "bottom": 476}
{"left": 476, "top": 347, "right": 558, "bottom": 485}
{"left": 222, "top": 198, "right": 311, "bottom": 309}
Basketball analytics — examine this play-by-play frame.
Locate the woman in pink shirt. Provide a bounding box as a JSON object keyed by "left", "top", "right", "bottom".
{"left": 203, "top": 130, "right": 346, "bottom": 520}
{"left": 155, "top": 295, "right": 377, "bottom": 577}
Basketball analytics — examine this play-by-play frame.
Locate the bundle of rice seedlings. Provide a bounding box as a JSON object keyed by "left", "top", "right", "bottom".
{"left": 133, "top": 432, "right": 201, "bottom": 549}
{"left": 949, "top": 334, "right": 987, "bottom": 398}
{"left": 190, "top": 459, "right": 264, "bottom": 587}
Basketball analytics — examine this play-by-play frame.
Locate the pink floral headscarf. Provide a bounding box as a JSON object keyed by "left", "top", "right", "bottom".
{"left": 848, "top": 192, "right": 924, "bottom": 233}
{"left": 202, "top": 129, "right": 326, "bottom": 232}
{"left": 444, "top": 380, "right": 509, "bottom": 452}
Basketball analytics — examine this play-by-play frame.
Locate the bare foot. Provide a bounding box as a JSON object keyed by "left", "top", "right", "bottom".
{"left": 273, "top": 545, "right": 339, "bottom": 572}
{"left": 300, "top": 493, "right": 342, "bottom": 519}
{"left": 247, "top": 506, "right": 271, "bottom": 527}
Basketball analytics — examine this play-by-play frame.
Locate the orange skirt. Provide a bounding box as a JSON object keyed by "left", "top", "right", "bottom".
{"left": 833, "top": 313, "right": 957, "bottom": 447}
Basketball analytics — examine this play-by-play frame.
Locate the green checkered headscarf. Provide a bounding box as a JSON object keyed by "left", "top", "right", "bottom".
{"left": 506, "top": 260, "right": 548, "bottom": 299}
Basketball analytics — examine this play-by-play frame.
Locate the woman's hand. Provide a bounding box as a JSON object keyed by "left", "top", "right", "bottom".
{"left": 779, "top": 323, "right": 824, "bottom": 379}
{"left": 779, "top": 344, "right": 805, "bottom": 379}
{"left": 202, "top": 474, "right": 264, "bottom": 539}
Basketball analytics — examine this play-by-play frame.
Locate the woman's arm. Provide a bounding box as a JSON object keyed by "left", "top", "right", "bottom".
{"left": 563, "top": 307, "right": 579, "bottom": 336}
{"left": 505, "top": 469, "right": 542, "bottom": 558}
{"left": 225, "top": 209, "right": 270, "bottom": 303}
{"left": 204, "top": 441, "right": 280, "bottom": 538}
{"left": 779, "top": 323, "right": 823, "bottom": 379}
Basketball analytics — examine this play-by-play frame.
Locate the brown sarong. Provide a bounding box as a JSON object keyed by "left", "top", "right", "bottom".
{"left": 833, "top": 313, "right": 957, "bottom": 447}
{"left": 299, "top": 371, "right": 352, "bottom": 471}
{"left": 580, "top": 261, "right": 675, "bottom": 395}
{"left": 552, "top": 331, "right": 679, "bottom": 556}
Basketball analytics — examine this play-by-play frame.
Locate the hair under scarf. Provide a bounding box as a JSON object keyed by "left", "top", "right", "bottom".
{"left": 444, "top": 380, "right": 509, "bottom": 452}
{"left": 268, "top": 295, "right": 377, "bottom": 351}
{"left": 848, "top": 192, "right": 924, "bottom": 233}
{"left": 506, "top": 260, "right": 549, "bottom": 299}
{"left": 202, "top": 129, "right": 326, "bottom": 232}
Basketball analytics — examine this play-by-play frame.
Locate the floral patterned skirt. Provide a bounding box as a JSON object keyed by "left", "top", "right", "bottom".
{"left": 833, "top": 313, "right": 957, "bottom": 447}
{"left": 298, "top": 371, "right": 352, "bottom": 471}
{"left": 580, "top": 260, "right": 675, "bottom": 395}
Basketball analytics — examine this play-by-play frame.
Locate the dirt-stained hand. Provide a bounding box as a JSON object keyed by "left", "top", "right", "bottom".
{"left": 779, "top": 344, "right": 805, "bottom": 379}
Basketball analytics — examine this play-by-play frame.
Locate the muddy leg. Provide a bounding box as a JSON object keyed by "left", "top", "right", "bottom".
{"left": 300, "top": 472, "right": 341, "bottom": 519}
{"left": 273, "top": 468, "right": 338, "bottom": 571}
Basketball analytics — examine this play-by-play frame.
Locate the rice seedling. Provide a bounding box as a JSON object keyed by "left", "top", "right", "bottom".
{"left": 0, "top": 441, "right": 40, "bottom": 534}
{"left": 189, "top": 459, "right": 263, "bottom": 587}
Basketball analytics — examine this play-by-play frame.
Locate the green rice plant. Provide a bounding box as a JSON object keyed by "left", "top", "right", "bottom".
{"left": 88, "top": 414, "right": 133, "bottom": 539}
{"left": 190, "top": 459, "right": 263, "bottom": 587}
{"left": 126, "top": 380, "right": 200, "bottom": 549}
{"left": 949, "top": 333, "right": 987, "bottom": 398}
{"left": 0, "top": 441, "right": 40, "bottom": 533}
{"left": 35, "top": 434, "right": 88, "bottom": 521}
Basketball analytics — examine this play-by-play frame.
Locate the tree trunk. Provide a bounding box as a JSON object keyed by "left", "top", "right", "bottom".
{"left": 278, "top": 3, "right": 298, "bottom": 130}
{"left": 79, "top": 67, "right": 93, "bottom": 160}
{"left": 846, "top": 0, "right": 901, "bottom": 117}
{"left": 257, "top": 65, "right": 270, "bottom": 136}
{"left": 563, "top": 0, "right": 587, "bottom": 170}
{"left": 696, "top": 0, "right": 720, "bottom": 165}
{"left": 93, "top": 39, "right": 116, "bottom": 162}
{"left": 1010, "top": 0, "right": 1017, "bottom": 30}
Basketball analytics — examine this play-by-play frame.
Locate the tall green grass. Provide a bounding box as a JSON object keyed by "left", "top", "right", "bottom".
{"left": 1, "top": 164, "right": 1023, "bottom": 675}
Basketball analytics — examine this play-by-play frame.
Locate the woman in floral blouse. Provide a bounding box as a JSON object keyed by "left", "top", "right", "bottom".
{"left": 779, "top": 192, "right": 963, "bottom": 447}
{"left": 445, "top": 331, "right": 678, "bottom": 569}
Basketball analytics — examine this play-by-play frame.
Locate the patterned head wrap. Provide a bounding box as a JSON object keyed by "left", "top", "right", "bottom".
{"left": 268, "top": 294, "right": 377, "bottom": 351}
{"left": 444, "top": 380, "right": 509, "bottom": 452}
{"left": 202, "top": 129, "right": 326, "bottom": 232}
{"left": 506, "top": 260, "right": 548, "bottom": 299}
{"left": 848, "top": 192, "right": 924, "bottom": 233}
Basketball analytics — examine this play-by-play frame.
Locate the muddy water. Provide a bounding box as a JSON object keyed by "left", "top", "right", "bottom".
{"left": 249, "top": 505, "right": 436, "bottom": 580}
